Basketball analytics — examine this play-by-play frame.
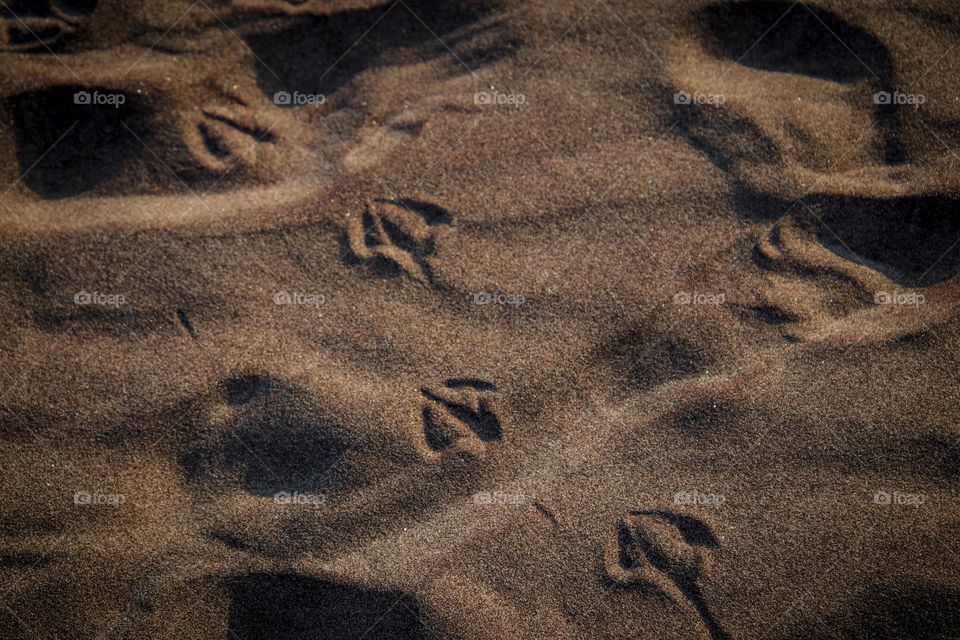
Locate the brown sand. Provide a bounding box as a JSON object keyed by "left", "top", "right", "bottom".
{"left": 1, "top": 0, "right": 959, "bottom": 638}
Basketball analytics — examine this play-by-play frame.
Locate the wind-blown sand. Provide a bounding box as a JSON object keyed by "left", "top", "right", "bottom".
{"left": 0, "top": 1, "right": 958, "bottom": 638}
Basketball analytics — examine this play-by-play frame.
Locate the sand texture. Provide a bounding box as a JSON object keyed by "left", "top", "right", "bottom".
{"left": 0, "top": 1, "right": 959, "bottom": 638}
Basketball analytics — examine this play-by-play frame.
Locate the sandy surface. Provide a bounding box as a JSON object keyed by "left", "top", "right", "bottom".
{"left": 0, "top": 1, "right": 958, "bottom": 638}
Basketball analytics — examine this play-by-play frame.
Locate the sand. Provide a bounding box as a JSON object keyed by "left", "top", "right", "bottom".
{"left": 0, "top": 0, "right": 958, "bottom": 638}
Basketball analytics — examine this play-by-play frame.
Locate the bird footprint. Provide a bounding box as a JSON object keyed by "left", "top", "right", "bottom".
{"left": 0, "top": 1, "right": 95, "bottom": 52}
{"left": 182, "top": 93, "right": 283, "bottom": 176}
{"left": 604, "top": 511, "right": 730, "bottom": 640}
{"left": 347, "top": 199, "right": 452, "bottom": 283}
{"left": 419, "top": 378, "right": 502, "bottom": 460}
